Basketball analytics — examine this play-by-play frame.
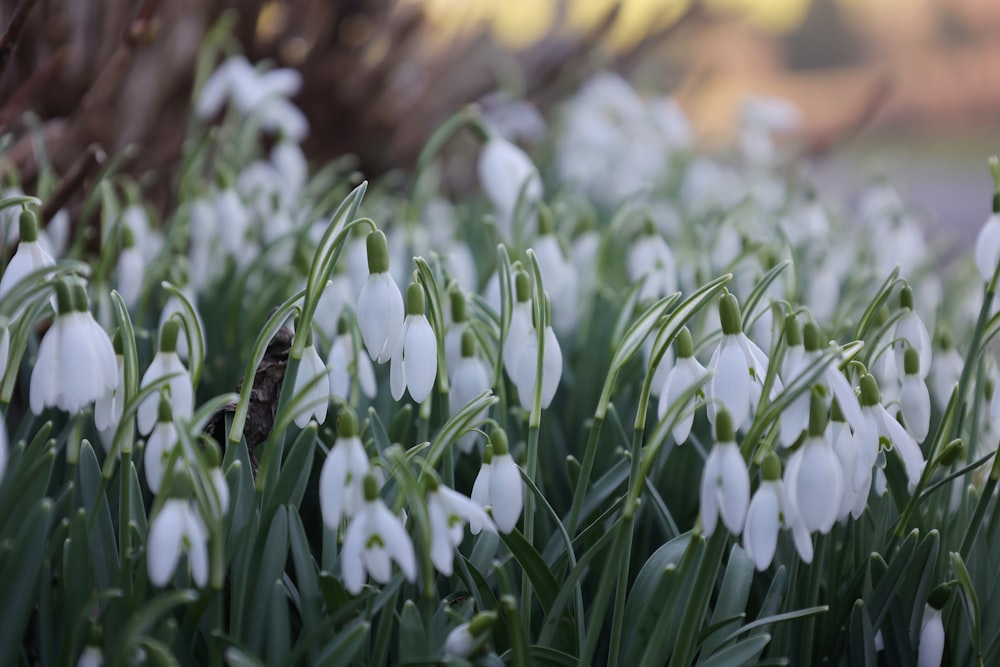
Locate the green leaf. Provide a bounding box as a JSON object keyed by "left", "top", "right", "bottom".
{"left": 111, "top": 589, "right": 199, "bottom": 663}
{"left": 951, "top": 551, "right": 981, "bottom": 659}
{"left": 669, "top": 531, "right": 728, "bottom": 667}
{"left": 398, "top": 600, "right": 426, "bottom": 659}
{"left": 288, "top": 508, "right": 322, "bottom": 637}
{"left": 247, "top": 507, "right": 290, "bottom": 652}
{"left": 0, "top": 498, "right": 54, "bottom": 659}
{"left": 696, "top": 634, "right": 772, "bottom": 667}
{"left": 266, "top": 580, "right": 292, "bottom": 666}
{"left": 79, "top": 440, "right": 120, "bottom": 589}
{"left": 498, "top": 528, "right": 559, "bottom": 614}
{"left": 140, "top": 638, "right": 182, "bottom": 667}
{"left": 314, "top": 620, "right": 370, "bottom": 667}
{"left": 424, "top": 391, "right": 497, "bottom": 468}
{"left": 700, "top": 544, "right": 754, "bottom": 658}
{"left": 741, "top": 260, "right": 791, "bottom": 330}
{"left": 263, "top": 424, "right": 316, "bottom": 518}
{"left": 868, "top": 530, "right": 917, "bottom": 629}
{"left": 721, "top": 605, "right": 829, "bottom": 644}
{"left": 161, "top": 281, "right": 207, "bottom": 386}
{"left": 849, "top": 601, "right": 877, "bottom": 667}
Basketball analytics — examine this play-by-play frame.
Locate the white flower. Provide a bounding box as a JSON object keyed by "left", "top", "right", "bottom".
{"left": 976, "top": 210, "right": 1000, "bottom": 282}
{"left": 706, "top": 294, "right": 781, "bottom": 431}
{"left": 657, "top": 327, "right": 706, "bottom": 444}
{"left": 444, "top": 612, "right": 497, "bottom": 658}
{"left": 472, "top": 431, "right": 523, "bottom": 533}
{"left": 147, "top": 499, "right": 209, "bottom": 588}
{"left": 513, "top": 316, "right": 562, "bottom": 411}
{"left": 390, "top": 283, "right": 438, "bottom": 403}
{"left": 931, "top": 331, "right": 963, "bottom": 408}
{"left": 357, "top": 230, "right": 404, "bottom": 363}
{"left": 0, "top": 209, "right": 55, "bottom": 301}
{"left": 503, "top": 271, "right": 533, "bottom": 380}
{"left": 900, "top": 348, "right": 931, "bottom": 442}
{"left": 477, "top": 135, "right": 542, "bottom": 236}
{"left": 533, "top": 228, "right": 579, "bottom": 334}
{"left": 427, "top": 482, "right": 495, "bottom": 576}
{"left": 341, "top": 474, "right": 417, "bottom": 594}
{"left": 328, "top": 329, "right": 377, "bottom": 402}
{"left": 319, "top": 410, "right": 370, "bottom": 528}
{"left": 30, "top": 282, "right": 117, "bottom": 415}
{"left": 893, "top": 286, "right": 931, "bottom": 381}
{"left": 214, "top": 189, "right": 250, "bottom": 257}
{"left": 785, "top": 396, "right": 843, "bottom": 535}
{"left": 627, "top": 228, "right": 678, "bottom": 303}
{"left": 77, "top": 645, "right": 103, "bottom": 667}
{"left": 449, "top": 332, "right": 492, "bottom": 454}
{"left": 292, "top": 339, "right": 329, "bottom": 427}
{"left": 137, "top": 319, "right": 194, "bottom": 436}
{"left": 918, "top": 605, "right": 945, "bottom": 667}
{"left": 158, "top": 291, "right": 203, "bottom": 361}
{"left": 742, "top": 455, "right": 813, "bottom": 570}
{"left": 116, "top": 229, "right": 144, "bottom": 309}
{"left": 829, "top": 416, "right": 867, "bottom": 520}
{"left": 857, "top": 374, "right": 925, "bottom": 492}
{"left": 144, "top": 396, "right": 178, "bottom": 494}
{"left": 700, "top": 410, "right": 751, "bottom": 536}
{"left": 197, "top": 56, "right": 301, "bottom": 120}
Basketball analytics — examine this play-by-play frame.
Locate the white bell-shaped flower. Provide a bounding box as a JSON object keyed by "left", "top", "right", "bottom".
{"left": 94, "top": 331, "right": 125, "bottom": 435}
{"left": 341, "top": 473, "right": 417, "bottom": 594}
{"left": 900, "top": 348, "right": 931, "bottom": 443}
{"left": 627, "top": 224, "right": 678, "bottom": 303}
{"left": 390, "top": 282, "right": 438, "bottom": 403}
{"left": 214, "top": 189, "right": 250, "bottom": 257}
{"left": 292, "top": 333, "right": 329, "bottom": 427}
{"left": 533, "top": 211, "right": 579, "bottom": 334}
{"left": 477, "top": 134, "right": 543, "bottom": 236}
{"left": 77, "top": 644, "right": 103, "bottom": 667}
{"left": 0, "top": 209, "right": 56, "bottom": 301}
{"left": 743, "top": 453, "right": 813, "bottom": 570}
{"left": 357, "top": 230, "right": 404, "bottom": 363}
{"left": 30, "top": 281, "right": 118, "bottom": 415}
{"left": 700, "top": 409, "right": 751, "bottom": 536}
{"left": 444, "top": 612, "right": 497, "bottom": 659}
{"left": 513, "top": 297, "right": 562, "bottom": 411}
{"left": 785, "top": 394, "right": 843, "bottom": 534}
{"left": 319, "top": 409, "right": 370, "bottom": 528}
{"left": 158, "top": 290, "right": 203, "bottom": 362}
{"left": 472, "top": 430, "right": 523, "bottom": 533}
{"left": 858, "top": 374, "right": 925, "bottom": 491}
{"left": 779, "top": 315, "right": 810, "bottom": 446}
{"left": 503, "top": 270, "right": 533, "bottom": 380}
{"left": 444, "top": 290, "right": 469, "bottom": 378}
{"left": 427, "top": 478, "right": 495, "bottom": 576}
{"left": 327, "top": 323, "right": 377, "bottom": 402}
{"left": 116, "top": 226, "right": 144, "bottom": 309}
{"left": 147, "top": 495, "right": 209, "bottom": 588}
{"left": 137, "top": 319, "right": 194, "bottom": 436}
{"left": 918, "top": 604, "right": 945, "bottom": 667}
{"left": 144, "top": 395, "right": 178, "bottom": 494}
{"left": 930, "top": 329, "right": 963, "bottom": 408}
{"left": 645, "top": 338, "right": 673, "bottom": 400}
{"left": 893, "top": 286, "right": 932, "bottom": 381}
{"left": 657, "top": 327, "right": 706, "bottom": 444}
{"left": 975, "top": 190, "right": 1000, "bottom": 282}
{"left": 706, "top": 293, "right": 780, "bottom": 431}
{"left": 450, "top": 331, "right": 492, "bottom": 454}
{"left": 829, "top": 403, "right": 867, "bottom": 521}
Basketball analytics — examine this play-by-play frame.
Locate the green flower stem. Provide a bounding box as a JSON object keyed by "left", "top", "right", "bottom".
{"left": 119, "top": 447, "right": 133, "bottom": 604}
{"left": 566, "top": 418, "right": 604, "bottom": 536}
{"left": 413, "top": 105, "right": 489, "bottom": 200}
{"left": 959, "top": 451, "right": 1000, "bottom": 558}
{"left": 580, "top": 520, "right": 626, "bottom": 667}
{"left": 520, "top": 423, "right": 540, "bottom": 629}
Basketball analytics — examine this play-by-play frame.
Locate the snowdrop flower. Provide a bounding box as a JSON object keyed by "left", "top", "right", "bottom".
{"left": 918, "top": 603, "right": 945, "bottom": 667}
{"left": 739, "top": 95, "right": 800, "bottom": 165}
{"left": 707, "top": 293, "right": 780, "bottom": 431}
{"left": 444, "top": 289, "right": 469, "bottom": 377}
{"left": 645, "top": 336, "right": 673, "bottom": 400}
{"left": 341, "top": 473, "right": 417, "bottom": 594}
{"left": 700, "top": 409, "right": 751, "bottom": 536}
{"left": 444, "top": 611, "right": 497, "bottom": 658}
{"left": 77, "top": 644, "right": 103, "bottom": 667}
{"left": 472, "top": 430, "right": 523, "bottom": 533}
{"left": 743, "top": 453, "right": 812, "bottom": 570}
{"left": 188, "top": 198, "right": 219, "bottom": 289}
{"left": 503, "top": 270, "right": 533, "bottom": 380}
{"left": 900, "top": 348, "right": 931, "bottom": 442}
{"left": 158, "top": 290, "right": 203, "bottom": 361}
{"left": 427, "top": 476, "right": 495, "bottom": 576}
{"left": 829, "top": 400, "right": 867, "bottom": 521}
{"left": 0, "top": 209, "right": 55, "bottom": 301}
{"left": 627, "top": 223, "right": 678, "bottom": 303}
{"left": 319, "top": 409, "right": 370, "bottom": 528}
{"left": 450, "top": 331, "right": 492, "bottom": 453}
{"left": 147, "top": 495, "right": 209, "bottom": 588}
{"left": 390, "top": 282, "right": 438, "bottom": 403}
{"left": 144, "top": 395, "right": 178, "bottom": 494}
{"left": 94, "top": 331, "right": 126, "bottom": 440}
{"left": 312, "top": 274, "right": 353, "bottom": 341}
{"left": 477, "top": 134, "right": 543, "bottom": 236}
{"left": 214, "top": 189, "right": 250, "bottom": 257}
{"left": 931, "top": 329, "right": 963, "bottom": 408}
{"left": 292, "top": 332, "right": 329, "bottom": 427}
{"left": 197, "top": 55, "right": 301, "bottom": 120}
{"left": 533, "top": 211, "right": 579, "bottom": 334}
{"left": 785, "top": 394, "right": 843, "bottom": 534}
{"left": 779, "top": 315, "right": 810, "bottom": 447}
{"left": 857, "top": 374, "right": 925, "bottom": 491}
{"left": 513, "top": 297, "right": 563, "bottom": 411}
{"left": 116, "top": 226, "right": 144, "bottom": 308}
{"left": 357, "top": 230, "right": 404, "bottom": 363}
{"left": 893, "top": 286, "right": 931, "bottom": 381}
{"left": 328, "top": 320, "right": 377, "bottom": 402}
{"left": 794, "top": 321, "right": 865, "bottom": 441}
{"left": 975, "top": 181, "right": 1000, "bottom": 282}
{"left": 30, "top": 281, "right": 117, "bottom": 415}
{"left": 657, "top": 327, "right": 707, "bottom": 443}
{"left": 137, "top": 319, "right": 193, "bottom": 436}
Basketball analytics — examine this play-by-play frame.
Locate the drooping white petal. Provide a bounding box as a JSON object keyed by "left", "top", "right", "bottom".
{"left": 894, "top": 311, "right": 932, "bottom": 381}
{"left": 144, "top": 421, "right": 177, "bottom": 494}
{"left": 503, "top": 302, "right": 533, "bottom": 379}
{"left": 490, "top": 454, "right": 523, "bottom": 533}
{"left": 358, "top": 272, "right": 404, "bottom": 363}
{"left": 744, "top": 481, "right": 780, "bottom": 571}
{"left": 718, "top": 443, "right": 751, "bottom": 534}
{"left": 876, "top": 406, "right": 925, "bottom": 489}
{"left": 403, "top": 316, "right": 438, "bottom": 403}
{"left": 700, "top": 446, "right": 722, "bottom": 536}
{"left": 147, "top": 501, "right": 186, "bottom": 586}
{"left": 540, "top": 327, "right": 563, "bottom": 408}
{"left": 29, "top": 321, "right": 60, "bottom": 414}
{"left": 901, "top": 375, "right": 931, "bottom": 442}
{"left": 428, "top": 496, "right": 458, "bottom": 575}
{"left": 372, "top": 502, "right": 416, "bottom": 582}
{"left": 293, "top": 344, "right": 329, "bottom": 427}
{"left": 341, "top": 512, "right": 367, "bottom": 594}
{"left": 975, "top": 214, "right": 1000, "bottom": 282}
{"left": 183, "top": 508, "right": 210, "bottom": 588}
{"left": 918, "top": 606, "right": 945, "bottom": 667}
{"left": 710, "top": 337, "right": 752, "bottom": 428}
{"left": 792, "top": 437, "right": 843, "bottom": 534}
{"left": 658, "top": 356, "right": 705, "bottom": 443}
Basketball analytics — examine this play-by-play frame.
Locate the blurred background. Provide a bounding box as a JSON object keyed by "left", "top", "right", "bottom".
{"left": 0, "top": 0, "right": 998, "bottom": 248}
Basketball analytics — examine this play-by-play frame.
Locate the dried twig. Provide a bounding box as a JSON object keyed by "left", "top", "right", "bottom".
{"left": 39, "top": 143, "right": 105, "bottom": 222}
{"left": 0, "top": 0, "right": 37, "bottom": 88}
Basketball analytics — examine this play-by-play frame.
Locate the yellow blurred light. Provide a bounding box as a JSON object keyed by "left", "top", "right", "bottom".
{"left": 705, "top": 0, "right": 812, "bottom": 32}
{"left": 490, "top": 0, "right": 557, "bottom": 48}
